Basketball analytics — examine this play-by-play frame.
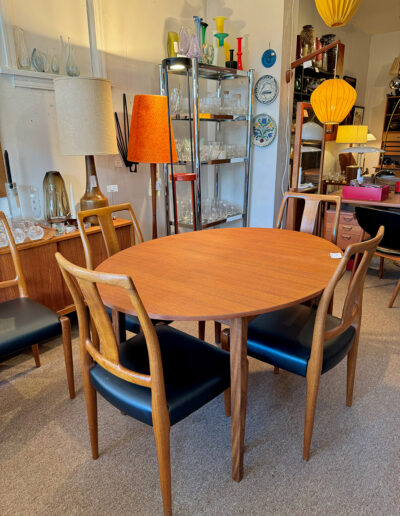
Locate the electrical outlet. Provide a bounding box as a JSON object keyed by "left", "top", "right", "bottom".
{"left": 114, "top": 158, "right": 123, "bottom": 168}
{"left": 106, "top": 184, "right": 119, "bottom": 193}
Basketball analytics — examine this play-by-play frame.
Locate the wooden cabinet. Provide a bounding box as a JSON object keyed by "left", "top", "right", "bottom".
{"left": 0, "top": 218, "right": 131, "bottom": 314}
{"left": 324, "top": 209, "right": 363, "bottom": 250}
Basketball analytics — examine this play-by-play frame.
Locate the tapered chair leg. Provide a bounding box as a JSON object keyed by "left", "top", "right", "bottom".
{"left": 81, "top": 347, "right": 98, "bottom": 459}
{"left": 198, "top": 321, "right": 205, "bottom": 341}
{"left": 60, "top": 316, "right": 75, "bottom": 399}
{"left": 346, "top": 330, "right": 360, "bottom": 407}
{"left": 153, "top": 418, "right": 172, "bottom": 516}
{"left": 388, "top": 278, "right": 400, "bottom": 308}
{"left": 214, "top": 321, "right": 222, "bottom": 346}
{"left": 32, "top": 344, "right": 40, "bottom": 367}
{"left": 378, "top": 256, "right": 384, "bottom": 279}
{"left": 221, "top": 328, "right": 231, "bottom": 417}
{"left": 303, "top": 368, "right": 321, "bottom": 461}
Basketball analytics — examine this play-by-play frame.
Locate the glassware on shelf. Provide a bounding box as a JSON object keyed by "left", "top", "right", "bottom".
{"left": 66, "top": 38, "right": 80, "bottom": 76}
{"left": 187, "top": 34, "right": 202, "bottom": 59}
{"left": 167, "top": 31, "right": 179, "bottom": 57}
{"left": 51, "top": 51, "right": 60, "bottom": 74}
{"left": 169, "top": 87, "right": 182, "bottom": 116}
{"left": 43, "top": 171, "right": 71, "bottom": 223}
{"left": 5, "top": 183, "right": 22, "bottom": 219}
{"left": 31, "top": 48, "right": 49, "bottom": 72}
{"left": 214, "top": 33, "right": 228, "bottom": 67}
{"left": 213, "top": 16, "right": 227, "bottom": 33}
{"left": 202, "top": 44, "right": 214, "bottom": 65}
{"left": 193, "top": 16, "right": 202, "bottom": 50}
{"left": 201, "top": 21, "right": 208, "bottom": 46}
{"left": 178, "top": 27, "right": 190, "bottom": 56}
{"left": 237, "top": 37, "right": 243, "bottom": 70}
{"left": 19, "top": 185, "right": 42, "bottom": 220}
{"left": 300, "top": 25, "right": 316, "bottom": 57}
{"left": 14, "top": 27, "right": 31, "bottom": 70}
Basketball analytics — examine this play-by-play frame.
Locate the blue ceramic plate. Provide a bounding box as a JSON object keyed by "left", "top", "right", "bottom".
{"left": 262, "top": 48, "right": 276, "bottom": 68}
{"left": 254, "top": 75, "right": 279, "bottom": 104}
{"left": 252, "top": 113, "right": 277, "bottom": 147}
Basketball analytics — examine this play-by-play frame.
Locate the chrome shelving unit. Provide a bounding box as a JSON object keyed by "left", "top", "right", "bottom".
{"left": 160, "top": 57, "right": 254, "bottom": 235}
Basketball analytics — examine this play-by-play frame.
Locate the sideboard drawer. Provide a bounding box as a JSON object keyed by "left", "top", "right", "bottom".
{"left": 337, "top": 231, "right": 362, "bottom": 250}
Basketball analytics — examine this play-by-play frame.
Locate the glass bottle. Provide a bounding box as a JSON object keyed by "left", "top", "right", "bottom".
{"left": 51, "top": 51, "right": 60, "bottom": 74}
{"left": 66, "top": 38, "right": 80, "bottom": 76}
{"left": 14, "top": 27, "right": 31, "bottom": 70}
{"left": 300, "top": 25, "right": 316, "bottom": 57}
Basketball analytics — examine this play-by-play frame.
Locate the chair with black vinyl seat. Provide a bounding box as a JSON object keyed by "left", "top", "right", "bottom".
{"left": 55, "top": 252, "right": 230, "bottom": 516}
{"left": 77, "top": 203, "right": 170, "bottom": 337}
{"left": 0, "top": 212, "right": 74, "bottom": 398}
{"left": 355, "top": 205, "right": 400, "bottom": 307}
{"left": 246, "top": 226, "right": 384, "bottom": 461}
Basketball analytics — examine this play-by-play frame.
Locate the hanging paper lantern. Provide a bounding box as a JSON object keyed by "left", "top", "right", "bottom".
{"left": 315, "top": 0, "right": 362, "bottom": 28}
{"left": 311, "top": 79, "right": 356, "bottom": 124}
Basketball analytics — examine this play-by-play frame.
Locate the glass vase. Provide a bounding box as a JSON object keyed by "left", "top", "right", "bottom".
{"left": 14, "top": 27, "right": 31, "bottom": 70}
{"left": 66, "top": 38, "right": 80, "bottom": 76}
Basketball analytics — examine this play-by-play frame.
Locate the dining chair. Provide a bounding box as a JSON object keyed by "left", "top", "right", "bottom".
{"left": 355, "top": 206, "right": 400, "bottom": 307}
{"left": 246, "top": 226, "right": 384, "bottom": 461}
{"left": 77, "top": 203, "right": 171, "bottom": 337}
{"left": 276, "top": 191, "right": 342, "bottom": 244}
{"left": 0, "top": 212, "right": 74, "bottom": 398}
{"left": 55, "top": 252, "right": 230, "bottom": 516}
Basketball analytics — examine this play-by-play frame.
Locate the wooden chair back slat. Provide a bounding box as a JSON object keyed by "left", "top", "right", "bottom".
{"left": 55, "top": 252, "right": 167, "bottom": 396}
{"left": 77, "top": 203, "right": 144, "bottom": 269}
{"left": 0, "top": 211, "right": 28, "bottom": 297}
{"left": 276, "top": 192, "right": 341, "bottom": 244}
{"left": 309, "top": 227, "right": 384, "bottom": 367}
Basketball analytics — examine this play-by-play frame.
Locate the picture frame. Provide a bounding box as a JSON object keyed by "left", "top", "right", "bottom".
{"left": 343, "top": 75, "right": 357, "bottom": 90}
{"left": 352, "top": 105, "right": 365, "bottom": 125}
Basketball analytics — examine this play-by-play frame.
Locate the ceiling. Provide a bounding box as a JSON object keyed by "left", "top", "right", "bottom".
{"left": 351, "top": 0, "right": 400, "bottom": 35}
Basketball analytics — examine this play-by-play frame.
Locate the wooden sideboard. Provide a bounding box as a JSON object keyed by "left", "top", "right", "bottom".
{"left": 0, "top": 218, "right": 132, "bottom": 314}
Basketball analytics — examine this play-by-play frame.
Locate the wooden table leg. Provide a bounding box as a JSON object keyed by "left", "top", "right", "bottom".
{"left": 230, "top": 317, "right": 248, "bottom": 482}
{"left": 112, "top": 310, "right": 126, "bottom": 345}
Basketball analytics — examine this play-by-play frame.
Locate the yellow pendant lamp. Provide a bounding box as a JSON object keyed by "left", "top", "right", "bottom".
{"left": 315, "top": 0, "right": 362, "bottom": 28}
{"left": 311, "top": 79, "right": 357, "bottom": 124}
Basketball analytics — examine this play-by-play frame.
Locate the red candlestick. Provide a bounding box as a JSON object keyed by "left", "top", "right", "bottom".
{"left": 237, "top": 37, "right": 243, "bottom": 70}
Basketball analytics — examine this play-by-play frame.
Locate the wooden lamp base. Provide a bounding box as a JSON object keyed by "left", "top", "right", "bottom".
{"left": 80, "top": 155, "right": 108, "bottom": 220}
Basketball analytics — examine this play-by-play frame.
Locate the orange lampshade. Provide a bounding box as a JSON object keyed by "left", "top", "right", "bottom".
{"left": 128, "top": 94, "right": 177, "bottom": 164}
{"left": 311, "top": 79, "right": 357, "bottom": 125}
{"left": 315, "top": 0, "right": 362, "bottom": 28}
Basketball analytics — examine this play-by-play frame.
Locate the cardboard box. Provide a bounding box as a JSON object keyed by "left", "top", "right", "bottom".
{"left": 342, "top": 185, "right": 390, "bottom": 202}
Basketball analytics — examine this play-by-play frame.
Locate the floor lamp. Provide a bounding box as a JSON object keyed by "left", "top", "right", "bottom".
{"left": 127, "top": 95, "right": 177, "bottom": 239}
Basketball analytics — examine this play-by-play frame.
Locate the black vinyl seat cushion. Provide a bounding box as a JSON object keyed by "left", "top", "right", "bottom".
{"left": 105, "top": 307, "right": 171, "bottom": 334}
{"left": 247, "top": 304, "right": 356, "bottom": 377}
{"left": 0, "top": 297, "right": 61, "bottom": 357}
{"left": 90, "top": 325, "right": 230, "bottom": 426}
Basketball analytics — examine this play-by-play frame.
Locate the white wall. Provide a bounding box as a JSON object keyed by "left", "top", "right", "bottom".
{"left": 364, "top": 30, "right": 400, "bottom": 172}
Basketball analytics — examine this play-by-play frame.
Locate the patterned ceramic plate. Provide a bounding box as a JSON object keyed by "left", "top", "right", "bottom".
{"left": 262, "top": 48, "right": 277, "bottom": 68}
{"left": 254, "top": 74, "right": 278, "bottom": 104}
{"left": 252, "top": 113, "right": 277, "bottom": 147}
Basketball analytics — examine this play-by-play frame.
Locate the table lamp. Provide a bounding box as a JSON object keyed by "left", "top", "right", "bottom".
{"left": 54, "top": 77, "right": 117, "bottom": 213}
{"left": 127, "top": 94, "right": 177, "bottom": 239}
{"left": 337, "top": 125, "right": 383, "bottom": 182}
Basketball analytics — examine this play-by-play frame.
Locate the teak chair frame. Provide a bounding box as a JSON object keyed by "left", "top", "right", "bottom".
{"left": 55, "top": 252, "right": 172, "bottom": 515}
{"left": 276, "top": 191, "right": 341, "bottom": 244}
{"left": 300, "top": 226, "right": 384, "bottom": 460}
{"left": 0, "top": 212, "right": 74, "bottom": 398}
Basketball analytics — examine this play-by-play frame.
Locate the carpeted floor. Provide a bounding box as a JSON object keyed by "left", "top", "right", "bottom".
{"left": 1, "top": 267, "right": 399, "bottom": 515}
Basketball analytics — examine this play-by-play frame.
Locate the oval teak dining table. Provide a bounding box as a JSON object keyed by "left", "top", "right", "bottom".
{"left": 96, "top": 227, "right": 341, "bottom": 481}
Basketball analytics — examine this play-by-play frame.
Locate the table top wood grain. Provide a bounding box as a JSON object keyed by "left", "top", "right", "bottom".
{"left": 96, "top": 228, "right": 340, "bottom": 322}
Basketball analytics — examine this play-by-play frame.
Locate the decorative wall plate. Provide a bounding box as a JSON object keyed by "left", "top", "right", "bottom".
{"left": 262, "top": 48, "right": 276, "bottom": 68}
{"left": 254, "top": 75, "right": 278, "bottom": 104}
{"left": 252, "top": 113, "right": 277, "bottom": 147}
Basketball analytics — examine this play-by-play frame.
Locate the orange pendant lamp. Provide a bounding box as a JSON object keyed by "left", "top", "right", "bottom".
{"left": 315, "top": 0, "right": 362, "bottom": 28}
{"left": 311, "top": 79, "right": 357, "bottom": 124}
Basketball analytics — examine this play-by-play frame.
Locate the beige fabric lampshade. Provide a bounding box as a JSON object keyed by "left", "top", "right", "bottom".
{"left": 390, "top": 57, "right": 400, "bottom": 76}
{"left": 54, "top": 77, "right": 117, "bottom": 156}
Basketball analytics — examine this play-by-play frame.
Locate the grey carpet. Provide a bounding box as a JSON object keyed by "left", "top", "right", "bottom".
{"left": 1, "top": 267, "right": 399, "bottom": 516}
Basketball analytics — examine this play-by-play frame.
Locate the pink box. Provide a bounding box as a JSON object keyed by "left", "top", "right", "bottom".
{"left": 342, "top": 185, "right": 390, "bottom": 202}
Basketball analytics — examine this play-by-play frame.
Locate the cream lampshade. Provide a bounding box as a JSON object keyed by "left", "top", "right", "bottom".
{"left": 54, "top": 77, "right": 117, "bottom": 213}
{"left": 390, "top": 57, "right": 400, "bottom": 76}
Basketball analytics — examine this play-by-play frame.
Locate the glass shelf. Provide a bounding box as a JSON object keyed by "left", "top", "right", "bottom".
{"left": 171, "top": 212, "right": 243, "bottom": 229}
{"left": 177, "top": 157, "right": 247, "bottom": 166}
{"left": 172, "top": 114, "right": 248, "bottom": 122}
{"left": 165, "top": 60, "right": 249, "bottom": 80}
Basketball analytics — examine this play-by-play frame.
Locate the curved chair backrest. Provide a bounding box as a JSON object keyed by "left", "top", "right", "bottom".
{"left": 309, "top": 226, "right": 384, "bottom": 372}
{"left": 276, "top": 192, "right": 341, "bottom": 244}
{"left": 77, "top": 203, "right": 144, "bottom": 269}
{"left": 355, "top": 206, "right": 400, "bottom": 252}
{"left": 0, "top": 211, "right": 28, "bottom": 297}
{"left": 55, "top": 252, "right": 168, "bottom": 413}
